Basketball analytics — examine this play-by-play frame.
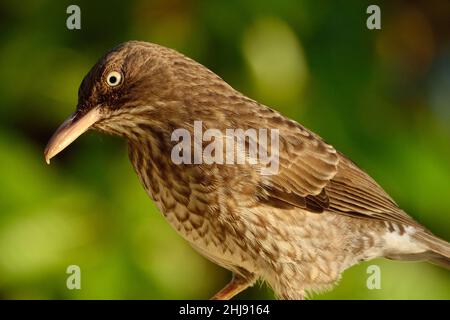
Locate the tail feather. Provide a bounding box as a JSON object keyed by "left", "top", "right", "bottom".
{"left": 427, "top": 254, "right": 450, "bottom": 269}
{"left": 413, "top": 231, "right": 450, "bottom": 269}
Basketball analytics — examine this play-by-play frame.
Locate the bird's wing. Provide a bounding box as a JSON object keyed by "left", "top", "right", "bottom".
{"left": 255, "top": 111, "right": 420, "bottom": 228}
{"left": 325, "top": 154, "right": 418, "bottom": 225}
{"left": 256, "top": 120, "right": 339, "bottom": 213}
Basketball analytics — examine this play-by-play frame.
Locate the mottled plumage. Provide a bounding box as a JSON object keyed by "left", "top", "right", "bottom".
{"left": 45, "top": 41, "right": 450, "bottom": 299}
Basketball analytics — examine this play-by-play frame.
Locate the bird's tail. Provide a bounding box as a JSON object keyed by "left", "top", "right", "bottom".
{"left": 385, "top": 229, "right": 450, "bottom": 269}
{"left": 412, "top": 231, "right": 450, "bottom": 269}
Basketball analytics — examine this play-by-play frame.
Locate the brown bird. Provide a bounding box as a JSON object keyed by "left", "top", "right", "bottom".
{"left": 45, "top": 41, "right": 450, "bottom": 299}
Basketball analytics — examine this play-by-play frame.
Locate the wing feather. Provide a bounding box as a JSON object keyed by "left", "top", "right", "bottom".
{"left": 254, "top": 109, "right": 421, "bottom": 228}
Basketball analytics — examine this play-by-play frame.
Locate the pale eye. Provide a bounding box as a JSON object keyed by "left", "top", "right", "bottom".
{"left": 106, "top": 71, "right": 122, "bottom": 87}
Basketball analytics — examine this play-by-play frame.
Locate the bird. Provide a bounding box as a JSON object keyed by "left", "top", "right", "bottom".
{"left": 44, "top": 41, "right": 450, "bottom": 299}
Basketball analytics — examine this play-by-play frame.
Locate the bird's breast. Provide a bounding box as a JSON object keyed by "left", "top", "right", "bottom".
{"left": 127, "top": 141, "right": 259, "bottom": 272}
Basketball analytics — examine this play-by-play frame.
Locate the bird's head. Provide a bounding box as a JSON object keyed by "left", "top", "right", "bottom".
{"left": 44, "top": 41, "right": 223, "bottom": 164}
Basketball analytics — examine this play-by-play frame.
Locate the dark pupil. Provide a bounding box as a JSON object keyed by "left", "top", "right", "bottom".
{"left": 109, "top": 76, "right": 117, "bottom": 84}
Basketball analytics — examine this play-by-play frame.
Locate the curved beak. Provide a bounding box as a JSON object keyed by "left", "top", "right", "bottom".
{"left": 44, "top": 107, "right": 101, "bottom": 164}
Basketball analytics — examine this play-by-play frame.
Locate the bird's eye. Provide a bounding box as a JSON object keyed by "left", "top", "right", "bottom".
{"left": 106, "top": 71, "right": 122, "bottom": 87}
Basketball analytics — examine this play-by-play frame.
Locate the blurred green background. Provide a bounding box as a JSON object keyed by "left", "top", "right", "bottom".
{"left": 0, "top": 0, "right": 449, "bottom": 299}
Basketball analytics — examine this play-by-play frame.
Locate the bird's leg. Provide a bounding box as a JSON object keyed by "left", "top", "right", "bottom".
{"left": 211, "top": 272, "right": 256, "bottom": 300}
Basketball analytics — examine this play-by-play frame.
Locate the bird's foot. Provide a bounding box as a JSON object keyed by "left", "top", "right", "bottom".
{"left": 210, "top": 272, "right": 256, "bottom": 300}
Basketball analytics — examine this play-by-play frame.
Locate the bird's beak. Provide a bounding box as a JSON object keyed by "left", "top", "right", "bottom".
{"left": 44, "top": 107, "right": 101, "bottom": 164}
